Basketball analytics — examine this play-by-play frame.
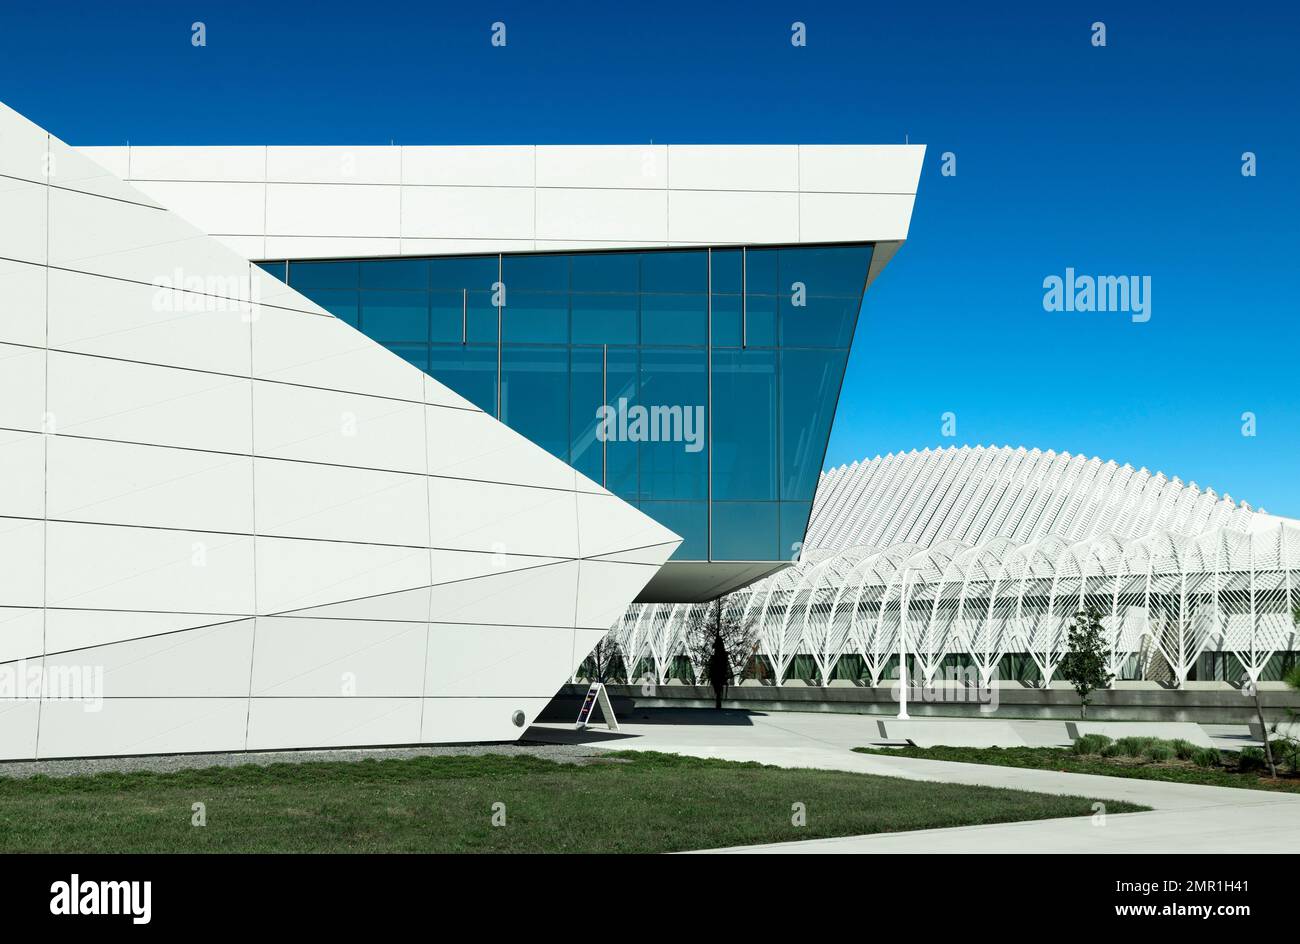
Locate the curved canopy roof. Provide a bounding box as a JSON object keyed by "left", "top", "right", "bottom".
{"left": 806, "top": 445, "right": 1280, "bottom": 552}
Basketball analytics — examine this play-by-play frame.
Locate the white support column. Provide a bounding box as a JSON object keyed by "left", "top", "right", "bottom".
{"left": 1249, "top": 539, "right": 1258, "bottom": 684}
{"left": 897, "top": 569, "right": 910, "bottom": 720}
{"left": 1283, "top": 525, "right": 1294, "bottom": 655}
{"left": 1214, "top": 538, "right": 1223, "bottom": 681}
{"left": 1109, "top": 564, "right": 1122, "bottom": 685}
{"left": 1177, "top": 568, "right": 1189, "bottom": 687}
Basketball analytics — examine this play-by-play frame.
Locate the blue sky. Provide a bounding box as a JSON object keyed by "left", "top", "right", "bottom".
{"left": 3, "top": 1, "right": 1297, "bottom": 514}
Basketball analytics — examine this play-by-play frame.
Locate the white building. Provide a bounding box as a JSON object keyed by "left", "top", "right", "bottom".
{"left": 78, "top": 138, "right": 927, "bottom": 601}
{"left": 1, "top": 102, "right": 685, "bottom": 758}
{"left": 617, "top": 446, "right": 1300, "bottom": 690}
{"left": 1, "top": 101, "right": 926, "bottom": 756}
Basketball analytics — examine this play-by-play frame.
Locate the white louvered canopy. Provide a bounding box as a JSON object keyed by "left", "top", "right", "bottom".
{"left": 806, "top": 445, "right": 1273, "bottom": 551}
{"left": 609, "top": 445, "right": 1300, "bottom": 689}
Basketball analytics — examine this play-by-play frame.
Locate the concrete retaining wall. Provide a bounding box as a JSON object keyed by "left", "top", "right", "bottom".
{"left": 546, "top": 682, "right": 1300, "bottom": 724}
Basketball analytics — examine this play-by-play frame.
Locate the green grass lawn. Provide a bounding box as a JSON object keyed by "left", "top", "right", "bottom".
{"left": 853, "top": 745, "right": 1300, "bottom": 794}
{"left": 0, "top": 750, "right": 1145, "bottom": 853}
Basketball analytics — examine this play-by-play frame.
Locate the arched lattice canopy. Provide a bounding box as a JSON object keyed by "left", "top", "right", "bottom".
{"left": 604, "top": 521, "right": 1300, "bottom": 688}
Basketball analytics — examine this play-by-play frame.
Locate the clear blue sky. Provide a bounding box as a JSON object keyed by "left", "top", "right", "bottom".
{"left": 3, "top": 1, "right": 1296, "bottom": 514}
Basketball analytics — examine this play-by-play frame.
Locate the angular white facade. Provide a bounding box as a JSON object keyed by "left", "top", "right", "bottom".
{"left": 76, "top": 143, "right": 924, "bottom": 271}
{"left": 0, "top": 102, "right": 678, "bottom": 758}
{"left": 79, "top": 142, "right": 925, "bottom": 604}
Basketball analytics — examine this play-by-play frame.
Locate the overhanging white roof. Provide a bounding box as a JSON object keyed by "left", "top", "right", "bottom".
{"left": 75, "top": 144, "right": 925, "bottom": 267}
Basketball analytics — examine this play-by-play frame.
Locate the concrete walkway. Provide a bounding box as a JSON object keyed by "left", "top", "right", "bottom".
{"left": 526, "top": 709, "right": 1300, "bottom": 853}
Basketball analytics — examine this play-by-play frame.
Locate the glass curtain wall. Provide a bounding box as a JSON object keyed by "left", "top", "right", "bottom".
{"left": 264, "top": 244, "right": 872, "bottom": 563}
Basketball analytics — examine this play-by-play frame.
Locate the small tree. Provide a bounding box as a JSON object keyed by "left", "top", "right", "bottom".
{"left": 1246, "top": 669, "right": 1279, "bottom": 778}
{"left": 583, "top": 633, "right": 623, "bottom": 683}
{"left": 685, "top": 598, "right": 759, "bottom": 709}
{"left": 1267, "top": 606, "right": 1300, "bottom": 776}
{"left": 1255, "top": 603, "right": 1300, "bottom": 778}
{"left": 1057, "top": 606, "right": 1114, "bottom": 719}
{"left": 1269, "top": 663, "right": 1300, "bottom": 775}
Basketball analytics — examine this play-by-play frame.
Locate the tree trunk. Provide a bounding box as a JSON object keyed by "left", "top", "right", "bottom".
{"left": 712, "top": 603, "right": 726, "bottom": 709}
{"left": 1254, "top": 684, "right": 1278, "bottom": 778}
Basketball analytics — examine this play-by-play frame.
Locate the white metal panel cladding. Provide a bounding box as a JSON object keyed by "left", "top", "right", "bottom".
{"left": 0, "top": 101, "right": 679, "bottom": 759}
{"left": 74, "top": 144, "right": 925, "bottom": 260}
{"left": 611, "top": 448, "right": 1299, "bottom": 688}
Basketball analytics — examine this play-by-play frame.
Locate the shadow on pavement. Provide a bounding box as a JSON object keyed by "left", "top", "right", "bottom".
{"left": 615, "top": 707, "right": 763, "bottom": 727}
{"left": 528, "top": 708, "right": 763, "bottom": 747}
{"left": 522, "top": 727, "right": 639, "bottom": 746}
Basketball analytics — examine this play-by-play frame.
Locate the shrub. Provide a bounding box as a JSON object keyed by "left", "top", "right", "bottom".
{"left": 1171, "top": 739, "right": 1199, "bottom": 761}
{"left": 1072, "top": 733, "right": 1113, "bottom": 755}
{"left": 1192, "top": 747, "right": 1221, "bottom": 768}
{"left": 1275, "top": 737, "right": 1300, "bottom": 774}
{"left": 1100, "top": 743, "right": 1121, "bottom": 758}
{"left": 1283, "top": 663, "right": 1300, "bottom": 692}
{"left": 1239, "top": 746, "right": 1268, "bottom": 772}
{"left": 1146, "top": 743, "right": 1175, "bottom": 762}
{"left": 1115, "top": 736, "right": 1157, "bottom": 758}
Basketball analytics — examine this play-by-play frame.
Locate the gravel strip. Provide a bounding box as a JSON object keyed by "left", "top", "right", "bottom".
{"left": 0, "top": 739, "right": 609, "bottom": 780}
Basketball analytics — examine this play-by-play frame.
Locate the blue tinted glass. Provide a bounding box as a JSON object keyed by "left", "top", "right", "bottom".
{"left": 570, "top": 346, "right": 639, "bottom": 494}
{"left": 641, "top": 501, "right": 707, "bottom": 560}
{"left": 711, "top": 349, "right": 776, "bottom": 500}
{"left": 745, "top": 249, "right": 778, "bottom": 296}
{"left": 256, "top": 260, "right": 287, "bottom": 281}
{"left": 429, "top": 344, "right": 497, "bottom": 414}
{"left": 430, "top": 291, "right": 465, "bottom": 342}
{"left": 780, "top": 349, "right": 847, "bottom": 500}
{"left": 638, "top": 349, "right": 706, "bottom": 500}
{"left": 569, "top": 348, "right": 604, "bottom": 484}
{"left": 603, "top": 348, "right": 639, "bottom": 499}
{"left": 641, "top": 251, "right": 707, "bottom": 293}
{"left": 780, "top": 295, "right": 860, "bottom": 348}
{"left": 289, "top": 261, "right": 358, "bottom": 289}
{"left": 780, "top": 501, "right": 813, "bottom": 561}
{"left": 281, "top": 246, "right": 861, "bottom": 567}
{"left": 641, "top": 294, "right": 706, "bottom": 346}
{"left": 465, "top": 292, "right": 499, "bottom": 343}
{"left": 429, "top": 256, "right": 498, "bottom": 292}
{"left": 360, "top": 258, "right": 429, "bottom": 290}
{"left": 504, "top": 292, "right": 568, "bottom": 344}
{"left": 779, "top": 245, "right": 872, "bottom": 297}
{"left": 298, "top": 288, "right": 359, "bottom": 326}
{"left": 572, "top": 252, "right": 638, "bottom": 293}
{"left": 572, "top": 294, "right": 637, "bottom": 345}
{"left": 711, "top": 293, "right": 742, "bottom": 347}
{"left": 711, "top": 249, "right": 742, "bottom": 294}
{"left": 360, "top": 291, "right": 428, "bottom": 342}
{"left": 743, "top": 294, "right": 777, "bottom": 347}
{"left": 711, "top": 502, "right": 779, "bottom": 561}
{"left": 503, "top": 253, "right": 569, "bottom": 292}
{"left": 388, "top": 343, "right": 430, "bottom": 372}
{"left": 501, "top": 346, "right": 569, "bottom": 461}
